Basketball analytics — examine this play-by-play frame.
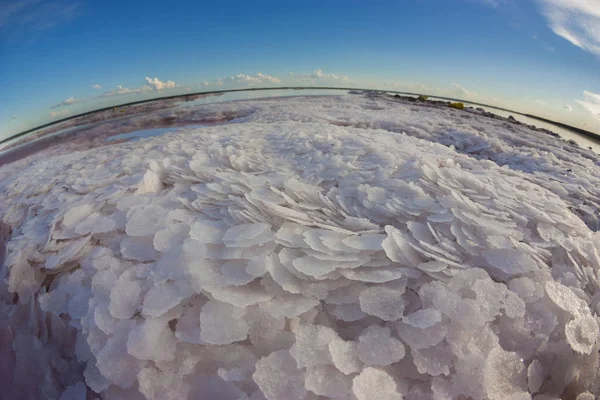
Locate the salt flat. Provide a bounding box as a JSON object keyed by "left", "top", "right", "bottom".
{"left": 1, "top": 93, "right": 599, "bottom": 399}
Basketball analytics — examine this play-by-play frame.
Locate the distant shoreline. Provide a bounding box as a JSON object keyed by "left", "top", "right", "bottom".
{"left": 3, "top": 87, "right": 598, "bottom": 148}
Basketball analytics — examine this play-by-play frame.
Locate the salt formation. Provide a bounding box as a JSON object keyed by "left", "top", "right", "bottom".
{"left": 1, "top": 93, "right": 600, "bottom": 399}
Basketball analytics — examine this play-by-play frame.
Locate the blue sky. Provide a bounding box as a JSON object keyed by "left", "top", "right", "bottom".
{"left": 1, "top": 0, "right": 599, "bottom": 139}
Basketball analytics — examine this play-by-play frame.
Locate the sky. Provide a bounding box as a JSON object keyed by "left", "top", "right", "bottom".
{"left": 0, "top": 0, "right": 599, "bottom": 139}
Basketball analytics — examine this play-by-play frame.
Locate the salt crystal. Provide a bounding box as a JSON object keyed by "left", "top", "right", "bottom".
{"left": 137, "top": 367, "right": 189, "bottom": 400}
{"left": 545, "top": 280, "right": 584, "bottom": 315}
{"left": 565, "top": 315, "right": 599, "bottom": 355}
{"left": 222, "top": 223, "right": 271, "bottom": 247}
{"left": 483, "top": 347, "right": 528, "bottom": 400}
{"left": 253, "top": 350, "right": 307, "bottom": 400}
{"left": 199, "top": 300, "right": 248, "bottom": 345}
{"left": 352, "top": 367, "right": 403, "bottom": 400}
{"left": 125, "top": 204, "right": 167, "bottom": 236}
{"left": 143, "top": 280, "right": 194, "bottom": 318}
{"left": 412, "top": 342, "right": 454, "bottom": 376}
{"left": 153, "top": 223, "right": 189, "bottom": 252}
{"left": 75, "top": 212, "right": 117, "bottom": 235}
{"left": 136, "top": 169, "right": 164, "bottom": 194}
{"left": 483, "top": 248, "right": 537, "bottom": 275}
{"left": 96, "top": 324, "right": 142, "bottom": 388}
{"left": 209, "top": 282, "right": 273, "bottom": 307}
{"left": 342, "top": 234, "right": 385, "bottom": 251}
{"left": 403, "top": 308, "right": 442, "bottom": 329}
{"left": 328, "top": 303, "right": 367, "bottom": 322}
{"left": 292, "top": 256, "right": 339, "bottom": 278}
{"left": 340, "top": 266, "right": 407, "bottom": 283}
{"left": 328, "top": 339, "right": 362, "bottom": 375}
{"left": 576, "top": 392, "right": 596, "bottom": 400}
{"left": 305, "top": 365, "right": 353, "bottom": 399}
{"left": 259, "top": 293, "right": 319, "bottom": 319}
{"left": 63, "top": 203, "right": 94, "bottom": 229}
{"left": 189, "top": 219, "right": 226, "bottom": 244}
{"left": 357, "top": 325, "right": 405, "bottom": 366}
{"left": 127, "top": 318, "right": 177, "bottom": 361}
{"left": 290, "top": 324, "right": 339, "bottom": 368}
{"left": 359, "top": 286, "right": 406, "bottom": 321}
{"left": 121, "top": 236, "right": 159, "bottom": 262}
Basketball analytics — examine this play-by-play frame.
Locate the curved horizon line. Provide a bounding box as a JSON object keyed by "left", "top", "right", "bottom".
{"left": 1, "top": 86, "right": 598, "bottom": 146}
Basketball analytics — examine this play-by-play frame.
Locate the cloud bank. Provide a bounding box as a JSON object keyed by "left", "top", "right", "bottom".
{"left": 227, "top": 73, "right": 281, "bottom": 85}
{"left": 145, "top": 77, "right": 176, "bottom": 91}
{"left": 295, "top": 69, "right": 349, "bottom": 82}
{"left": 536, "top": 0, "right": 600, "bottom": 56}
{"left": 576, "top": 90, "right": 600, "bottom": 121}
{"left": 50, "top": 96, "right": 83, "bottom": 109}
{"left": 100, "top": 77, "right": 177, "bottom": 97}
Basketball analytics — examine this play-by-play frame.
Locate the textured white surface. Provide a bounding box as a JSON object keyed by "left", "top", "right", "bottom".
{"left": 1, "top": 94, "right": 600, "bottom": 399}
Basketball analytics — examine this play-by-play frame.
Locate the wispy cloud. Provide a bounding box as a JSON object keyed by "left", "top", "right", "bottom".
{"left": 99, "top": 77, "right": 177, "bottom": 97}
{"left": 145, "top": 77, "right": 176, "bottom": 91}
{"left": 451, "top": 82, "right": 472, "bottom": 96}
{"left": 227, "top": 73, "right": 281, "bottom": 85}
{"left": 50, "top": 96, "right": 83, "bottom": 109}
{"left": 294, "top": 69, "right": 349, "bottom": 82}
{"left": 49, "top": 109, "right": 69, "bottom": 118}
{"left": 576, "top": 90, "right": 600, "bottom": 121}
{"left": 100, "top": 84, "right": 153, "bottom": 97}
{"left": 564, "top": 104, "right": 572, "bottom": 110}
{"left": 91, "top": 84, "right": 101, "bottom": 90}
{"left": 0, "top": 0, "right": 40, "bottom": 27}
{"left": 475, "top": 0, "right": 506, "bottom": 7}
{"left": 201, "top": 81, "right": 209, "bottom": 87}
{"left": 535, "top": 0, "right": 600, "bottom": 56}
{"left": 1, "top": 0, "right": 80, "bottom": 33}
{"left": 536, "top": 100, "right": 548, "bottom": 105}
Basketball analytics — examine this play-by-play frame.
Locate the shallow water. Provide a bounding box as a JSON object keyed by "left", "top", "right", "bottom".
{"left": 107, "top": 126, "right": 185, "bottom": 141}
{"left": 467, "top": 104, "right": 600, "bottom": 153}
{"left": 5, "top": 89, "right": 599, "bottom": 155}
{"left": 425, "top": 97, "right": 600, "bottom": 153}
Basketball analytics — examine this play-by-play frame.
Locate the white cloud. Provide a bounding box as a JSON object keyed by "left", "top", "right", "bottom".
{"left": 145, "top": 77, "right": 176, "bottom": 91}
{"left": 536, "top": 100, "right": 548, "bottom": 105}
{"left": 295, "top": 69, "right": 349, "bottom": 81}
{"left": 99, "top": 77, "right": 175, "bottom": 97}
{"left": 100, "top": 84, "right": 153, "bottom": 97}
{"left": 536, "top": 0, "right": 600, "bottom": 55}
{"left": 227, "top": 73, "right": 281, "bottom": 85}
{"left": 201, "top": 81, "right": 209, "bottom": 87}
{"left": 477, "top": 0, "right": 507, "bottom": 6}
{"left": 49, "top": 109, "right": 69, "bottom": 118}
{"left": 50, "top": 96, "right": 83, "bottom": 109}
{"left": 91, "top": 84, "right": 101, "bottom": 89}
{"left": 576, "top": 90, "right": 600, "bottom": 121}
{"left": 451, "top": 82, "right": 472, "bottom": 96}
{"left": 564, "top": 104, "right": 573, "bottom": 110}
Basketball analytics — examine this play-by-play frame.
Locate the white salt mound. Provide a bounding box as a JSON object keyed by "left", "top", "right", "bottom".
{"left": 1, "top": 94, "right": 600, "bottom": 399}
